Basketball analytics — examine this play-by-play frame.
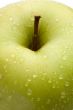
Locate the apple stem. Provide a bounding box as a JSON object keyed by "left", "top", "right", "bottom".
{"left": 31, "top": 16, "right": 41, "bottom": 51}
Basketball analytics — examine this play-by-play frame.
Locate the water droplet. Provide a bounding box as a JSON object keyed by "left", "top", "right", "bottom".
{"left": 12, "top": 21, "right": 16, "bottom": 25}
{"left": 16, "top": 47, "right": 20, "bottom": 50}
{"left": 62, "top": 28, "right": 65, "bottom": 32}
{"left": 46, "top": 99, "right": 51, "bottom": 104}
{"left": 43, "top": 72, "right": 47, "bottom": 76}
{"left": 27, "top": 79, "right": 31, "bottom": 82}
{"left": 62, "top": 56, "right": 67, "bottom": 60}
{"left": 60, "top": 65, "right": 64, "bottom": 69}
{"left": 11, "top": 54, "right": 15, "bottom": 58}
{"left": 48, "top": 80, "right": 52, "bottom": 83}
{"left": 65, "top": 81, "right": 69, "bottom": 87}
{"left": 63, "top": 50, "right": 66, "bottom": 54}
{"left": 52, "top": 85, "right": 56, "bottom": 89}
{"left": 20, "top": 59, "right": 23, "bottom": 62}
{"left": 26, "top": 68, "right": 30, "bottom": 72}
{"left": 37, "top": 97, "right": 40, "bottom": 101}
{"left": 13, "top": 60, "right": 17, "bottom": 64}
{"left": 54, "top": 72, "right": 57, "bottom": 75}
{"left": 56, "top": 18, "right": 59, "bottom": 22}
{"left": 27, "top": 89, "right": 32, "bottom": 96}
{"left": 32, "top": 74, "right": 37, "bottom": 79}
{"left": 16, "top": 23, "right": 20, "bottom": 26}
{"left": 60, "top": 92, "right": 66, "bottom": 99}
{"left": 43, "top": 55, "right": 47, "bottom": 59}
{"left": 9, "top": 17, "right": 13, "bottom": 21}
{"left": 31, "top": 17, "right": 34, "bottom": 21}
{"left": 59, "top": 75, "right": 63, "bottom": 80}
{"left": 25, "top": 83, "right": 28, "bottom": 87}
{"left": 5, "top": 58, "right": 9, "bottom": 62}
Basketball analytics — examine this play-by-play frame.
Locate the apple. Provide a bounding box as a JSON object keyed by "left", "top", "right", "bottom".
{"left": 0, "top": 0, "right": 73, "bottom": 110}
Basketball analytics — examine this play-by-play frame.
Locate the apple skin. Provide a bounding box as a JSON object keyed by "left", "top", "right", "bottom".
{"left": 0, "top": 0, "right": 73, "bottom": 110}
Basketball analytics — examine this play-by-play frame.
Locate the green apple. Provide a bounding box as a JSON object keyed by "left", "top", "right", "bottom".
{"left": 0, "top": 0, "right": 73, "bottom": 110}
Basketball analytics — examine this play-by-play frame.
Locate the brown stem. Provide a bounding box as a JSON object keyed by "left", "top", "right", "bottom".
{"left": 31, "top": 16, "right": 41, "bottom": 51}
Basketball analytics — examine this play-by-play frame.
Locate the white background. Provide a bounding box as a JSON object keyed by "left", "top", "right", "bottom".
{"left": 0, "top": 0, "right": 73, "bottom": 8}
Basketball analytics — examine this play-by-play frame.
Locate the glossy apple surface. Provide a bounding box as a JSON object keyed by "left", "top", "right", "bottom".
{"left": 0, "top": 0, "right": 73, "bottom": 110}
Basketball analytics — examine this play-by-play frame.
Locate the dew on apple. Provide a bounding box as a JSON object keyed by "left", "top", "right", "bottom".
{"left": 5, "top": 58, "right": 9, "bottom": 62}
{"left": 9, "top": 17, "right": 13, "bottom": 21}
{"left": 71, "top": 30, "right": 73, "bottom": 34}
{"left": 43, "top": 55, "right": 47, "bottom": 59}
{"left": 27, "top": 79, "right": 32, "bottom": 82}
{"left": 62, "top": 51, "right": 67, "bottom": 56}
{"left": 60, "top": 65, "right": 64, "bottom": 69}
{"left": 32, "top": 74, "right": 37, "bottom": 79}
{"left": 54, "top": 72, "right": 57, "bottom": 75}
{"left": 36, "top": 97, "right": 40, "bottom": 101}
{"left": 60, "top": 91, "right": 66, "bottom": 99}
{"left": 52, "top": 85, "right": 56, "bottom": 89}
{"left": 62, "top": 56, "right": 67, "bottom": 61}
{"left": 48, "top": 80, "right": 52, "bottom": 83}
{"left": 20, "top": 58, "right": 24, "bottom": 63}
{"left": 26, "top": 68, "right": 30, "bottom": 72}
{"left": 13, "top": 60, "right": 17, "bottom": 64}
{"left": 31, "top": 17, "right": 34, "bottom": 22}
{"left": 24, "top": 83, "right": 28, "bottom": 87}
{"left": 27, "top": 89, "right": 32, "bottom": 96}
{"left": 43, "top": 72, "right": 47, "bottom": 76}
{"left": 55, "top": 18, "right": 59, "bottom": 22}
{"left": 15, "top": 47, "right": 20, "bottom": 50}
{"left": 41, "top": 76, "right": 45, "bottom": 81}
{"left": 11, "top": 54, "right": 15, "bottom": 58}
{"left": 64, "top": 81, "right": 69, "bottom": 87}
{"left": 59, "top": 75, "right": 63, "bottom": 80}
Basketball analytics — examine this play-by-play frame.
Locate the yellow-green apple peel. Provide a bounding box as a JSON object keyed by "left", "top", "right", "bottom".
{"left": 0, "top": 0, "right": 73, "bottom": 110}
